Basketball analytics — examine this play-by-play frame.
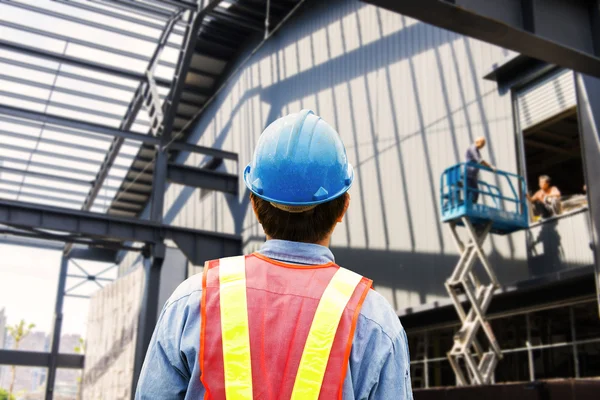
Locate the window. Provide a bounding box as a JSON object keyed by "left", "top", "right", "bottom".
{"left": 516, "top": 69, "right": 588, "bottom": 221}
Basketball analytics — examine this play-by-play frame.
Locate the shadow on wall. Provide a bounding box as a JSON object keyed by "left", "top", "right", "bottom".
{"left": 526, "top": 220, "right": 564, "bottom": 276}
{"left": 331, "top": 245, "right": 532, "bottom": 310}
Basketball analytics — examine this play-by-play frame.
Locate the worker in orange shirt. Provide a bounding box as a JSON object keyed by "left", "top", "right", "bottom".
{"left": 527, "top": 175, "right": 562, "bottom": 219}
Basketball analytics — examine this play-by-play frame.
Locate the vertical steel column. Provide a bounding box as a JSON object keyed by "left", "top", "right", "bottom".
{"left": 575, "top": 73, "right": 600, "bottom": 318}
{"left": 570, "top": 307, "right": 580, "bottom": 378}
{"left": 526, "top": 313, "right": 535, "bottom": 382}
{"left": 423, "top": 332, "right": 429, "bottom": 389}
{"left": 132, "top": 5, "right": 207, "bottom": 396}
{"left": 131, "top": 244, "right": 165, "bottom": 397}
{"left": 45, "top": 256, "right": 69, "bottom": 400}
{"left": 264, "top": 0, "right": 270, "bottom": 39}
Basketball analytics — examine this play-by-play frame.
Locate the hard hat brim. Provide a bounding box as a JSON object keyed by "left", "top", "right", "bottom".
{"left": 243, "top": 163, "right": 354, "bottom": 207}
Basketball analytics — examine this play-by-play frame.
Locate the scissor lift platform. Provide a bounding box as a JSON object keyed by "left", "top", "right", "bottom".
{"left": 440, "top": 163, "right": 528, "bottom": 385}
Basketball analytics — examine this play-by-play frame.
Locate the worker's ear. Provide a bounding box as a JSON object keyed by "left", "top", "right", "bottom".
{"left": 337, "top": 193, "right": 350, "bottom": 223}
{"left": 250, "top": 194, "right": 260, "bottom": 220}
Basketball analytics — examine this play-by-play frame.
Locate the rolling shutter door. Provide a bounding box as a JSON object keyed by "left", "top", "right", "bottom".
{"left": 517, "top": 69, "right": 576, "bottom": 130}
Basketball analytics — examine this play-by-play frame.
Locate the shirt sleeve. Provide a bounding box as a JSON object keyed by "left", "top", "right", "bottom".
{"left": 465, "top": 146, "right": 481, "bottom": 164}
{"left": 367, "top": 329, "right": 413, "bottom": 400}
{"left": 135, "top": 300, "right": 190, "bottom": 400}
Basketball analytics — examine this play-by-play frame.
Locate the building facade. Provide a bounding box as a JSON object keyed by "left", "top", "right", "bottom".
{"left": 119, "top": 0, "right": 597, "bottom": 389}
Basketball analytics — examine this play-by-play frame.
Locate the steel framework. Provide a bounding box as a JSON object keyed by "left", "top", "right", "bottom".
{"left": 0, "top": 1, "right": 246, "bottom": 398}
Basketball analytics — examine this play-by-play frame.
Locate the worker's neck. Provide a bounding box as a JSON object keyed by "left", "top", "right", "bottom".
{"left": 265, "top": 235, "right": 331, "bottom": 247}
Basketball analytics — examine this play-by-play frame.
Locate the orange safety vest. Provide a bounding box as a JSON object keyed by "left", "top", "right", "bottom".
{"left": 200, "top": 253, "right": 372, "bottom": 400}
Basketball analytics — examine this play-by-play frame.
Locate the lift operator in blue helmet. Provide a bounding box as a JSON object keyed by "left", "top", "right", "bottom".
{"left": 136, "top": 110, "right": 413, "bottom": 400}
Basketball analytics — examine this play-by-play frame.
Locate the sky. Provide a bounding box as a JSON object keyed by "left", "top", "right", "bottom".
{"left": 0, "top": 243, "right": 117, "bottom": 341}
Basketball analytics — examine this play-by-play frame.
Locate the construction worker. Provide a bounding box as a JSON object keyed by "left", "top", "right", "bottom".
{"left": 136, "top": 110, "right": 413, "bottom": 400}
{"left": 465, "top": 136, "right": 495, "bottom": 203}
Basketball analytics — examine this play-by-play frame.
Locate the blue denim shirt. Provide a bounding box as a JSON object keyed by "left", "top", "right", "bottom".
{"left": 136, "top": 240, "right": 413, "bottom": 399}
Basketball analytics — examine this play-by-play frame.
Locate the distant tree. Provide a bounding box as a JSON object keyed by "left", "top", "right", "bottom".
{"left": 74, "top": 337, "right": 85, "bottom": 354}
{"left": 74, "top": 338, "right": 86, "bottom": 400}
{"left": 6, "top": 320, "right": 35, "bottom": 398}
{"left": 0, "top": 386, "right": 16, "bottom": 400}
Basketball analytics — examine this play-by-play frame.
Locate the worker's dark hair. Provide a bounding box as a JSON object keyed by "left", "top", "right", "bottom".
{"left": 250, "top": 192, "right": 348, "bottom": 243}
{"left": 539, "top": 175, "right": 551, "bottom": 184}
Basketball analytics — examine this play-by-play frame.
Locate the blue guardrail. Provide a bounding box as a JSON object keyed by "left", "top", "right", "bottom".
{"left": 440, "top": 163, "right": 529, "bottom": 234}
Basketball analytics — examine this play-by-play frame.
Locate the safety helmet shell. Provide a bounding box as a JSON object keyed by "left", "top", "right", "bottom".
{"left": 244, "top": 110, "right": 354, "bottom": 206}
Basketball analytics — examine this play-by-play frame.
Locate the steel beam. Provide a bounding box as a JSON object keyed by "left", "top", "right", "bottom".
{"left": 0, "top": 90, "right": 130, "bottom": 122}
{"left": 51, "top": 0, "right": 184, "bottom": 33}
{"left": 0, "top": 72, "right": 130, "bottom": 107}
{"left": 167, "top": 163, "right": 238, "bottom": 194}
{"left": 0, "top": 179, "right": 103, "bottom": 200}
{"left": 0, "top": 39, "right": 171, "bottom": 88}
{"left": 149, "top": 0, "right": 198, "bottom": 11}
{"left": 0, "top": 155, "right": 98, "bottom": 178}
{"left": 0, "top": 55, "right": 138, "bottom": 92}
{"left": 0, "top": 105, "right": 238, "bottom": 160}
{"left": 45, "top": 256, "right": 69, "bottom": 400}
{"left": 0, "top": 198, "right": 241, "bottom": 265}
{"left": 0, "top": 129, "right": 113, "bottom": 155}
{"left": 63, "top": 246, "right": 118, "bottom": 262}
{"left": 575, "top": 73, "right": 600, "bottom": 317}
{"left": 132, "top": 247, "right": 165, "bottom": 397}
{"left": 0, "top": 20, "right": 177, "bottom": 69}
{"left": 0, "top": 233, "right": 66, "bottom": 251}
{"left": 0, "top": 166, "right": 93, "bottom": 187}
{"left": 0, "top": 0, "right": 180, "bottom": 49}
{"left": 0, "top": 188, "right": 83, "bottom": 206}
{"left": 99, "top": 0, "right": 174, "bottom": 18}
{"left": 0, "top": 114, "right": 113, "bottom": 144}
{"left": 0, "top": 227, "right": 141, "bottom": 251}
{"left": 0, "top": 142, "right": 113, "bottom": 170}
{"left": 0, "top": 350, "right": 83, "bottom": 369}
{"left": 362, "top": 0, "right": 600, "bottom": 78}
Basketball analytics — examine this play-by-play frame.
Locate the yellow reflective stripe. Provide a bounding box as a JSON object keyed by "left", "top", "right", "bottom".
{"left": 219, "top": 256, "right": 253, "bottom": 399}
{"left": 290, "top": 268, "right": 363, "bottom": 400}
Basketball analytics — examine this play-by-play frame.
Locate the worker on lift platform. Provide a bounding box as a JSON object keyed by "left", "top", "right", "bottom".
{"left": 465, "top": 136, "right": 496, "bottom": 204}
{"left": 135, "top": 110, "right": 413, "bottom": 400}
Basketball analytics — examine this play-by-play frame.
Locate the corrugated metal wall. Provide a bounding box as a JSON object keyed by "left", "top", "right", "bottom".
{"left": 518, "top": 69, "right": 577, "bottom": 130}
{"left": 155, "top": 0, "right": 593, "bottom": 311}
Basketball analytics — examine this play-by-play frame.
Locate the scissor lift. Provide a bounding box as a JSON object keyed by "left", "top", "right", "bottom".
{"left": 440, "top": 163, "right": 528, "bottom": 385}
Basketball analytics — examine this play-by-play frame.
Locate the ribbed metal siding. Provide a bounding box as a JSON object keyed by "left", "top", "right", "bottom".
{"left": 517, "top": 69, "right": 576, "bottom": 130}
{"left": 158, "top": 0, "right": 594, "bottom": 310}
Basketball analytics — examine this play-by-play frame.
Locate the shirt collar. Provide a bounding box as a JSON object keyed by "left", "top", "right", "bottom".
{"left": 257, "top": 239, "right": 335, "bottom": 265}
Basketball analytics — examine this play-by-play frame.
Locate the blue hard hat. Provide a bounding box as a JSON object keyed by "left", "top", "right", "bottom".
{"left": 244, "top": 110, "right": 354, "bottom": 207}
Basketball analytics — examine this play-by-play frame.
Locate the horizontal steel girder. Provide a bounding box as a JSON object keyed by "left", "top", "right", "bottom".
{"left": 0, "top": 350, "right": 84, "bottom": 369}
{"left": 362, "top": 0, "right": 600, "bottom": 78}
{"left": 0, "top": 198, "right": 241, "bottom": 265}
{"left": 0, "top": 104, "right": 238, "bottom": 161}
{"left": 167, "top": 163, "right": 239, "bottom": 194}
{"left": 0, "top": 39, "right": 171, "bottom": 87}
